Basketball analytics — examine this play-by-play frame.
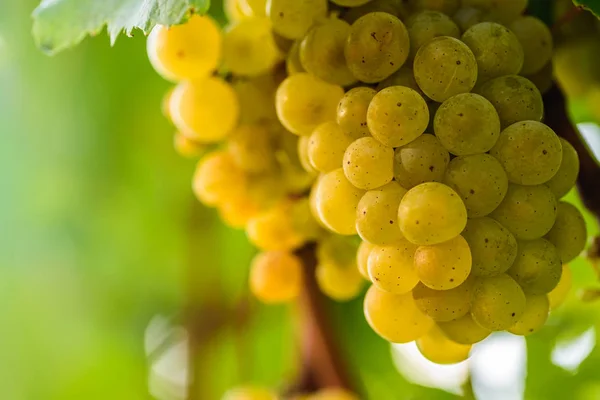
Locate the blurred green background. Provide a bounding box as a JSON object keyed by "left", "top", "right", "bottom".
{"left": 2, "top": 1, "right": 600, "bottom": 399}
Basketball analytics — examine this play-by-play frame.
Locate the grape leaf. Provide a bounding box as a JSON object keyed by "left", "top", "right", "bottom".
{"left": 574, "top": 0, "right": 600, "bottom": 18}
{"left": 32, "top": 0, "right": 210, "bottom": 55}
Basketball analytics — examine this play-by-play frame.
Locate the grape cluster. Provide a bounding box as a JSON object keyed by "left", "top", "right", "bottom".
{"left": 223, "top": 385, "right": 358, "bottom": 400}
{"left": 146, "top": 0, "right": 589, "bottom": 370}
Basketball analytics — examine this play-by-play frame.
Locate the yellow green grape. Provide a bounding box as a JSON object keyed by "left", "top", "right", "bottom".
{"left": 336, "top": 87, "right": 376, "bottom": 139}
{"left": 356, "top": 182, "right": 407, "bottom": 245}
{"left": 316, "top": 261, "right": 365, "bottom": 301}
{"left": 412, "top": 277, "right": 474, "bottom": 321}
{"left": 250, "top": 251, "right": 303, "bottom": 303}
{"left": 228, "top": 124, "right": 277, "bottom": 173}
{"left": 510, "top": 16, "right": 553, "bottom": 75}
{"left": 437, "top": 313, "right": 491, "bottom": 345}
{"left": 406, "top": 11, "right": 460, "bottom": 60}
{"left": 508, "top": 294, "right": 549, "bottom": 336}
{"left": 470, "top": 274, "right": 526, "bottom": 330}
{"left": 192, "top": 151, "right": 247, "bottom": 206}
{"left": 343, "top": 137, "right": 394, "bottom": 190}
{"left": 508, "top": 238, "right": 562, "bottom": 295}
{"left": 414, "top": 235, "right": 472, "bottom": 290}
{"left": 546, "top": 138, "right": 579, "bottom": 199}
{"left": 393, "top": 134, "right": 450, "bottom": 189}
{"left": 367, "top": 240, "right": 420, "bottom": 294}
{"left": 308, "top": 121, "right": 355, "bottom": 173}
{"left": 357, "top": 240, "right": 375, "bottom": 280}
{"left": 548, "top": 264, "right": 572, "bottom": 310}
{"left": 544, "top": 201, "right": 587, "bottom": 264}
{"left": 267, "top": 0, "right": 328, "bottom": 39}
{"left": 417, "top": 326, "right": 471, "bottom": 364}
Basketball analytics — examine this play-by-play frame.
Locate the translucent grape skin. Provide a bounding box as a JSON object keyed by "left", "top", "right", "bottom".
{"left": 393, "top": 134, "right": 450, "bottom": 189}
{"left": 376, "top": 66, "right": 422, "bottom": 92}
{"left": 398, "top": 182, "right": 467, "bottom": 245}
{"left": 510, "top": 16, "right": 553, "bottom": 75}
{"left": 222, "top": 17, "right": 281, "bottom": 77}
{"left": 443, "top": 154, "right": 508, "bottom": 218}
{"left": 357, "top": 240, "right": 375, "bottom": 280}
{"left": 490, "top": 121, "right": 563, "bottom": 186}
{"left": 275, "top": 73, "right": 344, "bottom": 136}
{"left": 405, "top": 11, "right": 460, "bottom": 60}
{"left": 228, "top": 124, "right": 277, "bottom": 174}
{"left": 337, "top": 87, "right": 376, "bottom": 139}
{"left": 367, "top": 86, "right": 429, "bottom": 148}
{"left": 412, "top": 277, "right": 474, "bottom": 322}
{"left": 267, "top": 0, "right": 328, "bottom": 40}
{"left": 311, "top": 388, "right": 360, "bottom": 400}
{"left": 417, "top": 326, "right": 471, "bottom": 365}
{"left": 356, "top": 182, "right": 407, "bottom": 245}
{"left": 508, "top": 294, "right": 549, "bottom": 336}
{"left": 548, "top": 264, "right": 572, "bottom": 310}
{"left": 433, "top": 93, "right": 501, "bottom": 156}
{"left": 300, "top": 18, "right": 357, "bottom": 86}
{"left": 170, "top": 77, "right": 240, "bottom": 143}
{"left": 364, "top": 285, "right": 434, "bottom": 343}
{"left": 316, "top": 261, "right": 365, "bottom": 301}
{"left": 461, "top": 22, "right": 524, "bottom": 81}
{"left": 490, "top": 184, "right": 557, "bottom": 241}
{"left": 437, "top": 314, "right": 491, "bottom": 345}
{"left": 453, "top": 7, "right": 484, "bottom": 32}
{"left": 313, "top": 168, "right": 365, "bottom": 235}
{"left": 476, "top": 75, "right": 543, "bottom": 128}
{"left": 546, "top": 138, "right": 580, "bottom": 199}
{"left": 345, "top": 12, "right": 410, "bottom": 83}
{"left": 544, "top": 202, "right": 587, "bottom": 264}
{"left": 413, "top": 36, "right": 478, "bottom": 102}
{"left": 414, "top": 235, "right": 472, "bottom": 290}
{"left": 192, "top": 151, "right": 246, "bottom": 206}
{"left": 308, "top": 121, "right": 355, "bottom": 173}
{"left": 147, "top": 15, "right": 222, "bottom": 81}
{"left": 343, "top": 137, "right": 394, "bottom": 190}
{"left": 507, "top": 238, "right": 562, "bottom": 295}
{"left": 368, "top": 240, "right": 420, "bottom": 294}
{"left": 222, "top": 385, "right": 277, "bottom": 400}
{"left": 462, "top": 217, "right": 518, "bottom": 277}
{"left": 470, "top": 274, "right": 526, "bottom": 331}
{"left": 286, "top": 40, "right": 305, "bottom": 75}
{"left": 246, "top": 201, "right": 306, "bottom": 251}
{"left": 249, "top": 251, "right": 303, "bottom": 303}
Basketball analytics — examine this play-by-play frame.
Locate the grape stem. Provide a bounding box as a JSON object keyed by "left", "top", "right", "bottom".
{"left": 543, "top": 85, "right": 600, "bottom": 224}
{"left": 288, "top": 243, "right": 353, "bottom": 394}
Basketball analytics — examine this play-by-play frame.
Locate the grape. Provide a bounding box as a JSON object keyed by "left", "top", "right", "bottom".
{"left": 546, "top": 138, "right": 579, "bottom": 199}
{"left": 242, "top": 0, "right": 268, "bottom": 17}
{"left": 345, "top": 12, "right": 410, "bottom": 83}
{"left": 170, "top": 77, "right": 239, "bottom": 143}
{"left": 510, "top": 16, "right": 553, "bottom": 75}
{"left": 507, "top": 238, "right": 562, "bottom": 295}
{"left": 222, "top": 18, "right": 280, "bottom": 77}
{"left": 356, "top": 182, "right": 407, "bottom": 245}
{"left": 316, "top": 261, "right": 365, "bottom": 301}
{"left": 173, "top": 132, "right": 206, "bottom": 158}
{"left": 300, "top": 18, "right": 356, "bottom": 86}
{"left": 364, "top": 285, "right": 434, "bottom": 343}
{"left": 286, "top": 40, "right": 305, "bottom": 75}
{"left": 368, "top": 240, "right": 420, "bottom": 294}
{"left": 343, "top": 137, "right": 394, "bottom": 190}
{"left": 413, "top": 36, "right": 478, "bottom": 102}
{"left": 412, "top": 277, "right": 474, "bottom": 321}
{"left": 147, "top": 15, "right": 222, "bottom": 81}
{"left": 406, "top": 11, "right": 460, "bottom": 60}
{"left": 228, "top": 125, "right": 277, "bottom": 173}
{"left": 367, "top": 86, "right": 429, "bottom": 147}
{"left": 267, "top": 0, "right": 328, "bottom": 39}
{"left": 523, "top": 61, "right": 554, "bottom": 95}
{"left": 478, "top": 0, "right": 527, "bottom": 24}
{"left": 313, "top": 168, "right": 365, "bottom": 235}
{"left": 443, "top": 154, "right": 508, "bottom": 217}
{"left": 224, "top": 0, "right": 247, "bottom": 22}
{"left": 298, "top": 136, "right": 318, "bottom": 174}
{"left": 409, "top": 0, "right": 460, "bottom": 15}
{"left": 393, "top": 134, "right": 450, "bottom": 189}
{"left": 192, "top": 151, "right": 247, "bottom": 206}
{"left": 376, "top": 66, "right": 422, "bottom": 92}
{"left": 548, "top": 264, "right": 572, "bottom": 310}
{"left": 490, "top": 184, "right": 557, "bottom": 240}
{"left": 332, "top": 0, "right": 372, "bottom": 6}
{"left": 490, "top": 121, "right": 562, "bottom": 186}
{"left": 476, "top": 75, "right": 543, "bottom": 128}
{"left": 222, "top": 385, "right": 278, "bottom": 400}
{"left": 247, "top": 201, "right": 306, "bottom": 251}
{"left": 310, "top": 388, "right": 359, "bottom": 400}
{"left": 342, "top": 0, "right": 409, "bottom": 25}
{"left": 545, "top": 202, "right": 587, "bottom": 264}
{"left": 317, "top": 235, "right": 359, "bottom": 270}
{"left": 398, "top": 182, "right": 467, "bottom": 245}
{"left": 508, "top": 294, "right": 549, "bottom": 336}
{"left": 434, "top": 93, "right": 501, "bottom": 156}
{"left": 232, "top": 73, "right": 280, "bottom": 125}
{"left": 437, "top": 314, "right": 491, "bottom": 345}
{"left": 461, "top": 22, "right": 524, "bottom": 81}
{"left": 337, "top": 87, "right": 376, "bottom": 139}
{"left": 453, "top": 7, "right": 484, "bottom": 32}
{"left": 414, "top": 235, "right": 472, "bottom": 290}
{"left": 462, "top": 217, "right": 518, "bottom": 277}
{"left": 308, "top": 121, "right": 355, "bottom": 173}
{"left": 162, "top": 88, "right": 175, "bottom": 121}
{"left": 275, "top": 73, "right": 344, "bottom": 136}
{"left": 249, "top": 251, "right": 303, "bottom": 303}
{"left": 417, "top": 326, "right": 471, "bottom": 364}
{"left": 470, "top": 274, "right": 526, "bottom": 331}
{"left": 357, "top": 240, "right": 375, "bottom": 280}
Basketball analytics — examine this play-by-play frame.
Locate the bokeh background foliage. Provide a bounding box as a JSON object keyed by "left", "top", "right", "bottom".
{"left": 0, "top": 0, "right": 598, "bottom": 399}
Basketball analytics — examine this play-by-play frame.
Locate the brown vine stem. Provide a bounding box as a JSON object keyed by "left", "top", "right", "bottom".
{"left": 543, "top": 85, "right": 600, "bottom": 225}
{"left": 289, "top": 243, "right": 353, "bottom": 394}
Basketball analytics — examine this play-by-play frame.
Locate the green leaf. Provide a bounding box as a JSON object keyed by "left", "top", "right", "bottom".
{"left": 574, "top": 0, "right": 600, "bottom": 18}
{"left": 32, "top": 0, "right": 210, "bottom": 55}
